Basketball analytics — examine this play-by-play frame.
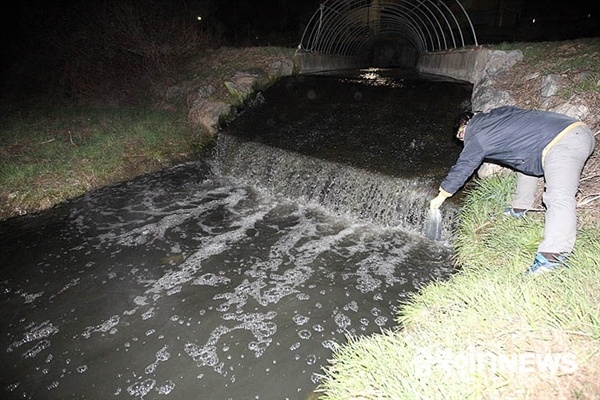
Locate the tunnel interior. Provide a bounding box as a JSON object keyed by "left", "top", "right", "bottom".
{"left": 298, "top": 0, "right": 478, "bottom": 68}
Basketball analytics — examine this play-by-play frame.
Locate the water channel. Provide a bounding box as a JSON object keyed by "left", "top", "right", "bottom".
{"left": 1, "top": 69, "right": 472, "bottom": 399}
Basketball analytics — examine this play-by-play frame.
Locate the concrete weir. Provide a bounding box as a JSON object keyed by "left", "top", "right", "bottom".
{"left": 417, "top": 48, "right": 524, "bottom": 112}
{"left": 294, "top": 51, "right": 368, "bottom": 74}
{"left": 294, "top": 48, "right": 524, "bottom": 105}
{"left": 416, "top": 48, "right": 490, "bottom": 84}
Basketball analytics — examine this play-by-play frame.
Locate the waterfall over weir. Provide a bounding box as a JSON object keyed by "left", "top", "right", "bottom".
{"left": 0, "top": 68, "right": 472, "bottom": 400}
{"left": 215, "top": 69, "right": 473, "bottom": 241}
{"left": 216, "top": 133, "right": 459, "bottom": 241}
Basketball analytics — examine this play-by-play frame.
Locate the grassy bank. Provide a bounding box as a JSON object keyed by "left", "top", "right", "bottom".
{"left": 0, "top": 46, "right": 296, "bottom": 221}
{"left": 2, "top": 38, "right": 598, "bottom": 398}
{"left": 316, "top": 38, "right": 600, "bottom": 399}
{"left": 317, "top": 175, "right": 600, "bottom": 399}
{"left": 0, "top": 104, "right": 211, "bottom": 219}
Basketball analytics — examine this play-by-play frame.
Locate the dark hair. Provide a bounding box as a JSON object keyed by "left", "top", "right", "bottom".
{"left": 457, "top": 111, "right": 474, "bottom": 127}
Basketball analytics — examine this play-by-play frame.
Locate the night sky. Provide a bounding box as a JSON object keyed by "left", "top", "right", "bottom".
{"left": 0, "top": 0, "right": 598, "bottom": 100}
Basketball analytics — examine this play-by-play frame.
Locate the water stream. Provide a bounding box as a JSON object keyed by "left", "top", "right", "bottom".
{"left": 1, "top": 69, "right": 471, "bottom": 399}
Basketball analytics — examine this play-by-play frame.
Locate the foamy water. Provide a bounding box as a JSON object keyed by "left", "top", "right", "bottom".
{"left": 1, "top": 68, "right": 469, "bottom": 399}
{"left": 1, "top": 162, "right": 453, "bottom": 399}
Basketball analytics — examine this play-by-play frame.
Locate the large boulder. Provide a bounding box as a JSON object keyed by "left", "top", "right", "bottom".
{"left": 471, "top": 50, "right": 523, "bottom": 112}
{"left": 188, "top": 99, "right": 232, "bottom": 136}
{"left": 224, "top": 68, "right": 270, "bottom": 105}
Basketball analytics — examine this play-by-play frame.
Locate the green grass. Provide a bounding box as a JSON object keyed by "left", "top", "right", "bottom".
{"left": 0, "top": 104, "right": 212, "bottom": 218}
{"left": 490, "top": 37, "right": 600, "bottom": 96}
{"left": 317, "top": 174, "right": 600, "bottom": 399}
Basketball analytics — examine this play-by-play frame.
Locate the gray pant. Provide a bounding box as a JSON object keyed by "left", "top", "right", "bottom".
{"left": 511, "top": 125, "right": 595, "bottom": 254}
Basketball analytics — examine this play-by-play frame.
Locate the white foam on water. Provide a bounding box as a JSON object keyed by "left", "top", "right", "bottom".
{"left": 1, "top": 162, "right": 455, "bottom": 399}
{"left": 7, "top": 321, "right": 59, "bottom": 354}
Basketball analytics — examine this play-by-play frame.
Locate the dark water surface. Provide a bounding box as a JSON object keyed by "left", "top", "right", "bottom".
{"left": 1, "top": 69, "right": 471, "bottom": 399}
{"left": 227, "top": 69, "right": 471, "bottom": 177}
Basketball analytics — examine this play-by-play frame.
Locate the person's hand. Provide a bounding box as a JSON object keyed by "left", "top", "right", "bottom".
{"left": 430, "top": 193, "right": 448, "bottom": 211}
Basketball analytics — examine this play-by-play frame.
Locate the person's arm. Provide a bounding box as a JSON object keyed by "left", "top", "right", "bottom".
{"left": 430, "top": 141, "right": 486, "bottom": 210}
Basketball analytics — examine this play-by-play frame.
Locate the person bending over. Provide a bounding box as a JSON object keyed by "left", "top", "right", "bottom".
{"left": 430, "top": 106, "right": 595, "bottom": 274}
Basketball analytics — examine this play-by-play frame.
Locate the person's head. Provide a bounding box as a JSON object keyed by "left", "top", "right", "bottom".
{"left": 455, "top": 111, "right": 474, "bottom": 141}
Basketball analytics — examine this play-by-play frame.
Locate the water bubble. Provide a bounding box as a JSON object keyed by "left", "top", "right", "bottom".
{"left": 157, "top": 380, "right": 175, "bottom": 395}
{"left": 145, "top": 363, "right": 156, "bottom": 374}
{"left": 334, "top": 313, "right": 351, "bottom": 330}
{"left": 6, "top": 382, "right": 20, "bottom": 392}
{"left": 8, "top": 321, "right": 58, "bottom": 352}
{"left": 305, "top": 354, "right": 317, "bottom": 365}
{"left": 23, "top": 291, "right": 44, "bottom": 304}
{"left": 133, "top": 296, "right": 148, "bottom": 306}
{"left": 185, "top": 343, "right": 220, "bottom": 369}
{"left": 76, "top": 365, "right": 87, "bottom": 373}
{"left": 322, "top": 340, "right": 338, "bottom": 351}
{"left": 167, "top": 285, "right": 182, "bottom": 296}
{"left": 156, "top": 346, "right": 170, "bottom": 362}
{"left": 127, "top": 379, "right": 156, "bottom": 397}
{"left": 292, "top": 314, "right": 309, "bottom": 326}
{"left": 298, "top": 330, "right": 311, "bottom": 340}
{"left": 193, "top": 273, "right": 231, "bottom": 286}
{"left": 343, "top": 300, "right": 359, "bottom": 312}
{"left": 248, "top": 340, "right": 271, "bottom": 357}
{"left": 296, "top": 293, "right": 310, "bottom": 301}
{"left": 23, "top": 339, "right": 50, "bottom": 359}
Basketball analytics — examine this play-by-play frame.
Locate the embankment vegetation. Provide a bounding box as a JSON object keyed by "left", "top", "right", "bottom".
{"left": 1, "top": 3, "right": 598, "bottom": 397}
{"left": 1, "top": 2, "right": 293, "bottom": 220}
{"left": 317, "top": 39, "right": 600, "bottom": 399}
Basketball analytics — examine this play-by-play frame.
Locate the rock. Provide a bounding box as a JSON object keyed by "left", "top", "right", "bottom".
{"left": 268, "top": 59, "right": 295, "bottom": 78}
{"left": 187, "top": 82, "right": 217, "bottom": 106}
{"left": 540, "top": 74, "right": 561, "bottom": 98}
{"left": 550, "top": 102, "right": 589, "bottom": 120}
{"left": 477, "top": 162, "right": 510, "bottom": 179}
{"left": 471, "top": 50, "right": 522, "bottom": 112}
{"left": 188, "top": 99, "right": 232, "bottom": 136}
{"left": 472, "top": 76, "right": 514, "bottom": 111}
{"left": 484, "top": 50, "right": 523, "bottom": 77}
{"left": 224, "top": 69, "right": 270, "bottom": 105}
{"left": 183, "top": 56, "right": 296, "bottom": 137}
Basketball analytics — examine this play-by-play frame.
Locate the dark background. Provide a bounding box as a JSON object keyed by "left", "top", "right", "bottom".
{"left": 0, "top": 0, "right": 598, "bottom": 103}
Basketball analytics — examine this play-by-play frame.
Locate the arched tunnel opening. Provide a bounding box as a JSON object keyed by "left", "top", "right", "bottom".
{"left": 368, "top": 38, "right": 419, "bottom": 68}
{"left": 298, "top": 0, "right": 478, "bottom": 70}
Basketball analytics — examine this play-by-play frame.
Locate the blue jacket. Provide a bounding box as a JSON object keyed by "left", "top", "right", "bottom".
{"left": 440, "top": 106, "right": 580, "bottom": 195}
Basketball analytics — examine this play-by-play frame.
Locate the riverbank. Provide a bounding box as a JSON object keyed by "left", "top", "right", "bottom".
{"left": 318, "top": 175, "right": 600, "bottom": 399}
{"left": 318, "top": 39, "right": 600, "bottom": 399}
{"left": 1, "top": 39, "right": 598, "bottom": 399}
{"left": 0, "top": 47, "right": 295, "bottom": 221}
